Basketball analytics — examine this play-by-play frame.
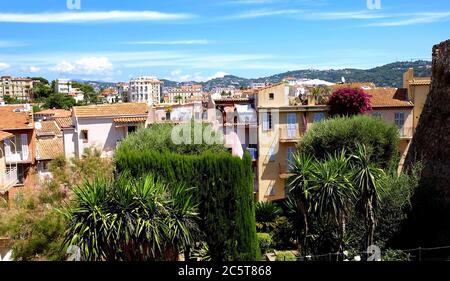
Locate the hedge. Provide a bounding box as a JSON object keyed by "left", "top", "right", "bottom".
{"left": 115, "top": 149, "right": 259, "bottom": 261}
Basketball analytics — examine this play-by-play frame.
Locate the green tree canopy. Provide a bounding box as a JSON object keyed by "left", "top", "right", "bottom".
{"left": 43, "top": 93, "right": 76, "bottom": 110}
{"left": 298, "top": 115, "right": 399, "bottom": 169}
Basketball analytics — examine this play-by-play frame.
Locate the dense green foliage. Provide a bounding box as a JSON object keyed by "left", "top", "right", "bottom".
{"left": 0, "top": 148, "right": 114, "bottom": 261}
{"left": 257, "top": 233, "right": 273, "bottom": 255}
{"left": 275, "top": 251, "right": 297, "bottom": 261}
{"left": 298, "top": 115, "right": 399, "bottom": 169}
{"left": 43, "top": 93, "right": 76, "bottom": 110}
{"left": 63, "top": 175, "right": 200, "bottom": 261}
{"left": 118, "top": 124, "right": 227, "bottom": 155}
{"left": 115, "top": 124, "right": 258, "bottom": 261}
{"left": 255, "top": 201, "right": 282, "bottom": 232}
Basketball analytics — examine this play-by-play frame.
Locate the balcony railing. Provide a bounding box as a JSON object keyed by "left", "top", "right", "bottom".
{"left": 279, "top": 126, "right": 301, "bottom": 142}
{"left": 0, "top": 167, "right": 18, "bottom": 192}
{"left": 6, "top": 152, "right": 29, "bottom": 162}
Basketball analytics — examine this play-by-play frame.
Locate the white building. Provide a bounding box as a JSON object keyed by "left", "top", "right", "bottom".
{"left": 65, "top": 103, "right": 148, "bottom": 158}
{"left": 54, "top": 79, "right": 73, "bottom": 94}
{"left": 128, "top": 76, "right": 162, "bottom": 105}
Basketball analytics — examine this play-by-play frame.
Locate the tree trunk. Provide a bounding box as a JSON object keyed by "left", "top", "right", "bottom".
{"left": 366, "top": 200, "right": 375, "bottom": 249}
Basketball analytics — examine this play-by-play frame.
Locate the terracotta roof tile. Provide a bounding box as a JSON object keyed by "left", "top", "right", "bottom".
{"left": 73, "top": 103, "right": 148, "bottom": 118}
{"left": 409, "top": 79, "right": 431, "bottom": 86}
{"left": 0, "top": 131, "right": 13, "bottom": 141}
{"left": 54, "top": 117, "right": 73, "bottom": 128}
{"left": 37, "top": 120, "right": 61, "bottom": 136}
{"left": 366, "top": 88, "right": 413, "bottom": 108}
{"left": 35, "top": 109, "right": 72, "bottom": 118}
{"left": 36, "top": 138, "right": 64, "bottom": 160}
{"left": 0, "top": 105, "right": 34, "bottom": 130}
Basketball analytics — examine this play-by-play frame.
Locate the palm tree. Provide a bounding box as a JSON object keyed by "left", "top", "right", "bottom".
{"left": 350, "top": 143, "right": 385, "bottom": 249}
{"left": 287, "top": 152, "right": 315, "bottom": 255}
{"left": 255, "top": 201, "right": 282, "bottom": 232}
{"left": 308, "top": 150, "right": 356, "bottom": 256}
{"left": 62, "top": 174, "right": 200, "bottom": 261}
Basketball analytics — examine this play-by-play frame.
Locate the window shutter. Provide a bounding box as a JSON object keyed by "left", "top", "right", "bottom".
{"left": 21, "top": 134, "right": 29, "bottom": 160}
{"left": 4, "top": 139, "right": 11, "bottom": 157}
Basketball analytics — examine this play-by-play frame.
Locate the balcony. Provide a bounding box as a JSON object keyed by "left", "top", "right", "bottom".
{"left": 279, "top": 163, "right": 294, "bottom": 179}
{"left": 6, "top": 152, "right": 30, "bottom": 163}
{"left": 0, "top": 167, "right": 18, "bottom": 193}
{"left": 279, "top": 126, "right": 301, "bottom": 143}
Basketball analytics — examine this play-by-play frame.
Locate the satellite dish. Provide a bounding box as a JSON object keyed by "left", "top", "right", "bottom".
{"left": 35, "top": 122, "right": 42, "bottom": 130}
{"left": 341, "top": 77, "right": 346, "bottom": 84}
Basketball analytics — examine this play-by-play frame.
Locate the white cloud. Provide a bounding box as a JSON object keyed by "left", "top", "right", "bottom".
{"left": 28, "top": 66, "right": 40, "bottom": 73}
{"left": 309, "top": 11, "right": 387, "bottom": 20}
{"left": 53, "top": 57, "right": 113, "bottom": 75}
{"left": 368, "top": 12, "right": 450, "bottom": 27}
{"left": 0, "top": 11, "right": 193, "bottom": 23}
{"left": 229, "top": 9, "right": 302, "bottom": 19}
{"left": 124, "top": 39, "right": 210, "bottom": 45}
{"left": 208, "top": 71, "right": 229, "bottom": 80}
{"left": 166, "top": 70, "right": 230, "bottom": 82}
{"left": 0, "top": 62, "right": 10, "bottom": 71}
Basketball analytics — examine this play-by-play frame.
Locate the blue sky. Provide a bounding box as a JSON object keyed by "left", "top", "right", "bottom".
{"left": 0, "top": 0, "right": 449, "bottom": 82}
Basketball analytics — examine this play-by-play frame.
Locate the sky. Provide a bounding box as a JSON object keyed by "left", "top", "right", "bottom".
{"left": 0, "top": 0, "right": 449, "bottom": 82}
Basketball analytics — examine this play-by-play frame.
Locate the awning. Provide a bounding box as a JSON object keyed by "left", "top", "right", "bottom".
{"left": 113, "top": 117, "right": 147, "bottom": 127}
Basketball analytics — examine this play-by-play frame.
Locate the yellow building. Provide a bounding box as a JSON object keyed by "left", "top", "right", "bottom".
{"left": 0, "top": 76, "right": 33, "bottom": 101}
{"left": 255, "top": 83, "right": 328, "bottom": 202}
{"left": 403, "top": 68, "right": 431, "bottom": 130}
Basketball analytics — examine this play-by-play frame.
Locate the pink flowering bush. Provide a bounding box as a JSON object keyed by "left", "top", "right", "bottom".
{"left": 328, "top": 87, "right": 372, "bottom": 117}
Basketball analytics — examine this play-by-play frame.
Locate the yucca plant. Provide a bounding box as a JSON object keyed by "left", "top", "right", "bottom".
{"left": 307, "top": 150, "right": 356, "bottom": 256}
{"left": 286, "top": 152, "right": 315, "bottom": 254}
{"left": 62, "top": 174, "right": 200, "bottom": 261}
{"left": 255, "top": 201, "right": 282, "bottom": 232}
{"left": 349, "top": 143, "right": 385, "bottom": 249}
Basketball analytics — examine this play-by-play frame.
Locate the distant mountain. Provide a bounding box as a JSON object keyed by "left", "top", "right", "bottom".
{"left": 79, "top": 60, "right": 432, "bottom": 90}
{"left": 167, "top": 60, "right": 431, "bottom": 90}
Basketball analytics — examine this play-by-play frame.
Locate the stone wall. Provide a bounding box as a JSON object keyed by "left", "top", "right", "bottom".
{"left": 402, "top": 39, "right": 450, "bottom": 247}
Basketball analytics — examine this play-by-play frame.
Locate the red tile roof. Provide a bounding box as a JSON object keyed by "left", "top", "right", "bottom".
{"left": 73, "top": 103, "right": 148, "bottom": 118}
{"left": 0, "top": 105, "right": 34, "bottom": 130}
{"left": 36, "top": 138, "right": 64, "bottom": 160}
{"left": 366, "top": 88, "right": 413, "bottom": 108}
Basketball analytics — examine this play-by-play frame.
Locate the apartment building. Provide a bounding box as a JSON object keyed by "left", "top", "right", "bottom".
{"left": 65, "top": 103, "right": 148, "bottom": 158}
{"left": 101, "top": 88, "right": 121, "bottom": 103}
{"left": 0, "top": 76, "right": 33, "bottom": 101}
{"left": 128, "top": 76, "right": 162, "bottom": 104}
{"left": 0, "top": 104, "right": 36, "bottom": 203}
{"left": 54, "top": 79, "right": 73, "bottom": 94}
{"left": 116, "top": 82, "right": 129, "bottom": 101}
{"left": 403, "top": 68, "right": 431, "bottom": 130}
{"left": 255, "top": 82, "right": 329, "bottom": 201}
{"left": 164, "top": 84, "right": 203, "bottom": 104}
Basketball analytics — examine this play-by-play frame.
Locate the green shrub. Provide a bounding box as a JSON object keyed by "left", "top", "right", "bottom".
{"left": 382, "top": 249, "right": 411, "bottom": 261}
{"left": 257, "top": 233, "right": 273, "bottom": 254}
{"left": 115, "top": 131, "right": 258, "bottom": 261}
{"left": 276, "top": 251, "right": 297, "bottom": 261}
{"left": 271, "top": 216, "right": 296, "bottom": 250}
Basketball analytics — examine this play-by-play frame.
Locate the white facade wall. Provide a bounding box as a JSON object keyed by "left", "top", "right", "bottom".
{"left": 74, "top": 117, "right": 127, "bottom": 158}
{"left": 128, "top": 77, "right": 162, "bottom": 105}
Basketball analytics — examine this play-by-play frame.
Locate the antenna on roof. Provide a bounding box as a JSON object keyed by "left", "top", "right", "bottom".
{"left": 341, "top": 77, "right": 346, "bottom": 84}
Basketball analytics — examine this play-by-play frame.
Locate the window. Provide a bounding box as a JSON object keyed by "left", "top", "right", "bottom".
{"left": 81, "top": 130, "right": 89, "bottom": 143}
{"left": 269, "top": 93, "right": 274, "bottom": 100}
{"left": 395, "top": 112, "right": 405, "bottom": 136}
{"left": 127, "top": 126, "right": 137, "bottom": 134}
{"left": 262, "top": 112, "right": 273, "bottom": 131}
{"left": 372, "top": 112, "right": 382, "bottom": 119}
{"left": 313, "top": 112, "right": 325, "bottom": 123}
